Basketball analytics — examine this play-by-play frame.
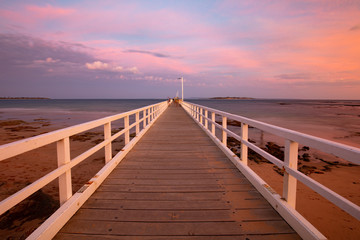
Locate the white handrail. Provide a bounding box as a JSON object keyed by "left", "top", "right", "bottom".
{"left": 182, "top": 101, "right": 360, "bottom": 240}
{"left": 0, "top": 101, "right": 169, "bottom": 217}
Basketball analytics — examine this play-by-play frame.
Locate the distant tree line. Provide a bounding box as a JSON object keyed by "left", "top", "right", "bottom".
{"left": 0, "top": 97, "right": 50, "bottom": 99}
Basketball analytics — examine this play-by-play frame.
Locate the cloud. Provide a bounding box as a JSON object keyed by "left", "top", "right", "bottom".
{"left": 25, "top": 4, "right": 75, "bottom": 19}
{"left": 350, "top": 24, "right": 360, "bottom": 31}
{"left": 0, "top": 33, "right": 95, "bottom": 72}
{"left": 85, "top": 61, "right": 139, "bottom": 74}
{"left": 274, "top": 73, "right": 311, "bottom": 80}
{"left": 34, "top": 57, "right": 59, "bottom": 64}
{"left": 85, "top": 61, "right": 109, "bottom": 70}
{"left": 124, "top": 49, "right": 171, "bottom": 58}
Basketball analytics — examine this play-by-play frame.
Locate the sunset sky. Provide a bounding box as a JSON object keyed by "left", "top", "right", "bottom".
{"left": 1, "top": 0, "right": 359, "bottom": 99}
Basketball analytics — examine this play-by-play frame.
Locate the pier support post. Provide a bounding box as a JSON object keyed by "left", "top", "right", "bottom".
{"left": 204, "top": 110, "right": 208, "bottom": 129}
{"left": 241, "top": 123, "right": 248, "bottom": 165}
{"left": 211, "top": 112, "right": 215, "bottom": 136}
{"left": 124, "top": 115, "right": 130, "bottom": 145}
{"left": 57, "top": 137, "right": 72, "bottom": 206}
{"left": 222, "top": 116, "right": 227, "bottom": 146}
{"left": 135, "top": 112, "right": 140, "bottom": 134}
{"left": 104, "top": 122, "right": 112, "bottom": 164}
{"left": 283, "top": 140, "right": 299, "bottom": 208}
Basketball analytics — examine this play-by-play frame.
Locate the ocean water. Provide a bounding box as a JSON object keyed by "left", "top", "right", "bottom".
{"left": 0, "top": 99, "right": 164, "bottom": 126}
{"left": 0, "top": 98, "right": 359, "bottom": 147}
{"left": 188, "top": 99, "right": 360, "bottom": 148}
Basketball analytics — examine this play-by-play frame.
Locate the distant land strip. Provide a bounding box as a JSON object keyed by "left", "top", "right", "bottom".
{"left": 210, "top": 97, "right": 254, "bottom": 100}
{"left": 0, "top": 97, "right": 50, "bottom": 100}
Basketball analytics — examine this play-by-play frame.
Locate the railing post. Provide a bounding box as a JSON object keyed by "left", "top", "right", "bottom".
{"left": 197, "top": 107, "right": 200, "bottom": 121}
{"left": 204, "top": 109, "right": 208, "bottom": 129}
{"left": 200, "top": 108, "right": 203, "bottom": 125}
{"left": 222, "top": 116, "right": 227, "bottom": 145}
{"left": 149, "top": 108, "right": 152, "bottom": 122}
{"left": 124, "top": 115, "right": 129, "bottom": 145}
{"left": 57, "top": 137, "right": 72, "bottom": 206}
{"left": 211, "top": 112, "right": 215, "bottom": 135}
{"left": 241, "top": 123, "right": 248, "bottom": 165}
{"left": 283, "top": 139, "right": 299, "bottom": 208}
{"left": 143, "top": 109, "right": 147, "bottom": 128}
{"left": 135, "top": 112, "right": 140, "bottom": 134}
{"left": 104, "top": 122, "right": 112, "bottom": 164}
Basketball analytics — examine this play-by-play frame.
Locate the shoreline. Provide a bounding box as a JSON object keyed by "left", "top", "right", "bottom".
{"left": 0, "top": 114, "right": 359, "bottom": 239}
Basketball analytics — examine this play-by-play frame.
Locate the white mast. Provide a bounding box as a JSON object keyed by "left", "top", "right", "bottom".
{"left": 178, "top": 77, "right": 184, "bottom": 101}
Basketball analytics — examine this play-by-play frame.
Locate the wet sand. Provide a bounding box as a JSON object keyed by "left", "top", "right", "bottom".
{"left": 0, "top": 119, "right": 125, "bottom": 239}
{"left": 0, "top": 118, "right": 359, "bottom": 239}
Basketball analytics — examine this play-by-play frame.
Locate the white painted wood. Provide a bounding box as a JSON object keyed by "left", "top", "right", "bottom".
{"left": 135, "top": 112, "right": 140, "bottom": 134}
{"left": 199, "top": 108, "right": 203, "bottom": 125}
{"left": 182, "top": 103, "right": 326, "bottom": 240}
{"left": 241, "top": 123, "right": 248, "bottom": 165}
{"left": 182, "top": 101, "right": 360, "bottom": 238}
{"left": 204, "top": 109, "right": 208, "bottom": 129}
{"left": 57, "top": 137, "right": 72, "bottom": 206}
{"left": 283, "top": 140, "right": 299, "bottom": 208}
{"left": 0, "top": 101, "right": 168, "bottom": 217}
{"left": 222, "top": 116, "right": 227, "bottom": 145}
{"left": 286, "top": 167, "right": 360, "bottom": 220}
{"left": 0, "top": 102, "right": 167, "bottom": 162}
{"left": 25, "top": 102, "right": 168, "bottom": 240}
{"left": 211, "top": 112, "right": 215, "bottom": 135}
{"left": 124, "top": 115, "right": 129, "bottom": 145}
{"left": 183, "top": 102, "right": 360, "bottom": 164}
{"left": 104, "top": 122, "right": 112, "bottom": 164}
{"left": 26, "top": 105, "right": 166, "bottom": 240}
{"left": 143, "top": 109, "right": 147, "bottom": 127}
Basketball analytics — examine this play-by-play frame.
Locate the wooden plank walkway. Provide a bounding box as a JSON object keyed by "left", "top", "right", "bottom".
{"left": 55, "top": 104, "right": 301, "bottom": 240}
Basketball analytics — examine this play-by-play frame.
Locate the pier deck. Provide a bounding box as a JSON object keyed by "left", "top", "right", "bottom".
{"left": 54, "top": 104, "right": 300, "bottom": 239}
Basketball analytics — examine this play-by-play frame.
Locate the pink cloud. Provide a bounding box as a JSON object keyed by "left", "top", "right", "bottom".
{"left": 25, "top": 4, "right": 75, "bottom": 19}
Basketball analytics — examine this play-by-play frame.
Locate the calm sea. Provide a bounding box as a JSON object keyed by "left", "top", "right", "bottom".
{"left": 0, "top": 99, "right": 359, "bottom": 147}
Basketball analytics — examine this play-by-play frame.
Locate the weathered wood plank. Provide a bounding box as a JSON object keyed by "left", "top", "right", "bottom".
{"left": 97, "top": 184, "right": 255, "bottom": 193}
{"left": 90, "top": 192, "right": 224, "bottom": 201}
{"left": 59, "top": 220, "right": 295, "bottom": 236}
{"left": 63, "top": 208, "right": 282, "bottom": 222}
{"left": 102, "top": 178, "right": 248, "bottom": 186}
{"left": 55, "top": 234, "right": 302, "bottom": 240}
{"left": 107, "top": 172, "right": 245, "bottom": 179}
{"left": 55, "top": 103, "right": 299, "bottom": 239}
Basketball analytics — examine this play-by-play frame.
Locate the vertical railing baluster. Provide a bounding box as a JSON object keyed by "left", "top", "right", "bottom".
{"left": 57, "top": 137, "right": 72, "bottom": 206}
{"left": 197, "top": 107, "right": 200, "bottom": 121}
{"left": 149, "top": 107, "right": 152, "bottom": 122}
{"left": 143, "top": 109, "right": 147, "bottom": 128}
{"left": 200, "top": 108, "right": 203, "bottom": 125}
{"left": 135, "top": 112, "right": 140, "bottom": 134}
{"left": 241, "top": 123, "right": 248, "bottom": 165}
{"left": 124, "top": 115, "right": 129, "bottom": 145}
{"left": 211, "top": 112, "right": 215, "bottom": 136}
{"left": 222, "top": 116, "right": 227, "bottom": 145}
{"left": 283, "top": 140, "right": 299, "bottom": 208}
{"left": 104, "top": 122, "right": 112, "bottom": 164}
{"left": 204, "top": 109, "right": 208, "bottom": 130}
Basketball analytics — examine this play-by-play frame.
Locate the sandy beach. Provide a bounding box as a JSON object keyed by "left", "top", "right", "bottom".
{"left": 0, "top": 116, "right": 359, "bottom": 239}
{"left": 0, "top": 118, "right": 125, "bottom": 239}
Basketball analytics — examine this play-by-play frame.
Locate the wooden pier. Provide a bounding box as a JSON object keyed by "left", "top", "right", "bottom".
{"left": 54, "top": 105, "right": 300, "bottom": 239}
{"left": 1, "top": 100, "right": 359, "bottom": 240}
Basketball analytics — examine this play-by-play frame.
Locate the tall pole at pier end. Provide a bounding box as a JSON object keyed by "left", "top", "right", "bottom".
{"left": 178, "top": 77, "right": 184, "bottom": 101}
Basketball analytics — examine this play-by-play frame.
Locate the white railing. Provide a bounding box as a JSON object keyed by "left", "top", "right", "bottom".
{"left": 0, "top": 100, "right": 169, "bottom": 239}
{"left": 182, "top": 101, "right": 360, "bottom": 240}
